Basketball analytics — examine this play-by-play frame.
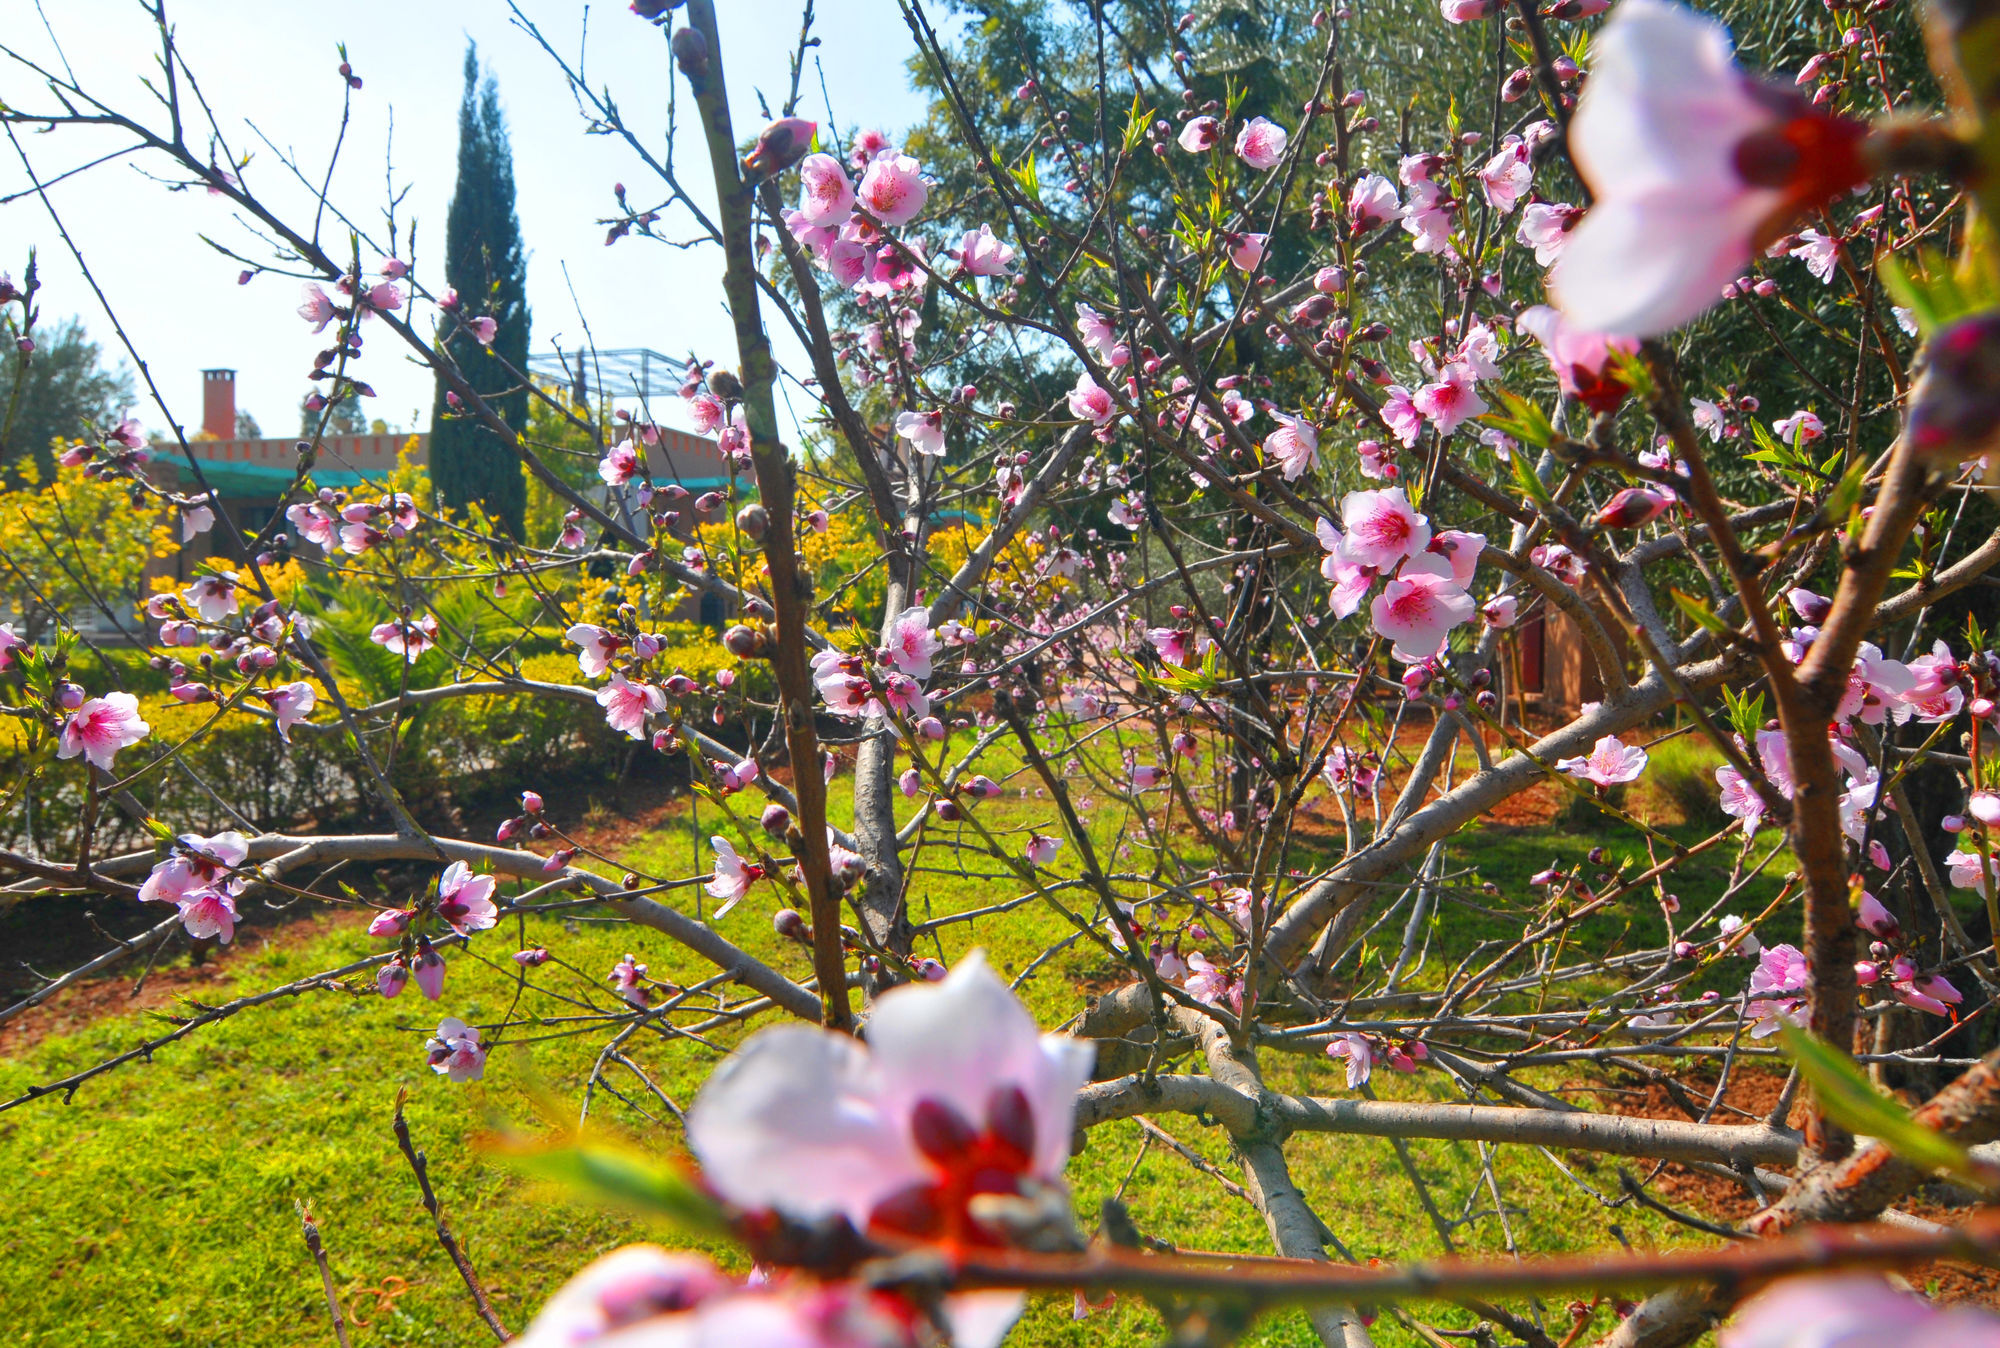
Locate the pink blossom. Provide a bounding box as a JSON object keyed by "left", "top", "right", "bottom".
{"left": 856, "top": 151, "right": 928, "bottom": 226}
{"left": 368, "top": 908, "right": 412, "bottom": 938}
{"left": 58, "top": 692, "right": 151, "bottom": 770}
{"left": 1517, "top": 201, "right": 1581, "bottom": 267}
{"left": 412, "top": 939, "right": 447, "bottom": 1000}
{"left": 1355, "top": 437, "right": 1398, "bottom": 481}
{"left": 1441, "top": 0, "right": 1498, "bottom": 19}
{"left": 1858, "top": 891, "right": 1900, "bottom": 940}
{"left": 1430, "top": 529, "right": 1486, "bottom": 586}
{"left": 1379, "top": 384, "right": 1426, "bottom": 446}
{"left": 1478, "top": 136, "right": 1533, "bottom": 213}
{"left": 1400, "top": 179, "right": 1455, "bottom": 254}
{"left": 1184, "top": 952, "right": 1243, "bottom": 1012}
{"left": 684, "top": 950, "right": 1090, "bottom": 1348}
{"left": 953, "top": 223, "right": 1016, "bottom": 276}
{"left": 1262, "top": 412, "right": 1319, "bottom": 481}
{"left": 1747, "top": 942, "right": 1809, "bottom": 998}
{"left": 705, "top": 836, "right": 764, "bottom": 917}
{"left": 1551, "top": 0, "right": 1868, "bottom": 336}
{"left": 1530, "top": 542, "right": 1586, "bottom": 585}
{"left": 1348, "top": 173, "right": 1403, "bottom": 232}
{"left": 598, "top": 438, "right": 642, "bottom": 485}
{"left": 1318, "top": 529, "right": 1376, "bottom": 618}
{"left": 566, "top": 622, "right": 626, "bottom": 677}
{"left": 180, "top": 497, "right": 215, "bottom": 540}
{"left": 1896, "top": 639, "right": 1965, "bottom": 723}
{"left": 1177, "top": 116, "right": 1221, "bottom": 152}
{"left": 363, "top": 281, "right": 403, "bottom": 314}
{"left": 596, "top": 673, "right": 666, "bottom": 739}
{"left": 1326, "top": 1033, "right": 1377, "bottom": 1090}
{"left": 1556, "top": 734, "right": 1650, "bottom": 787}
{"left": 512, "top": 1246, "right": 926, "bottom": 1348}
{"left": 1147, "top": 627, "right": 1194, "bottom": 668}
{"left": 370, "top": 613, "right": 438, "bottom": 660}
{"left": 796, "top": 153, "right": 855, "bottom": 225}
{"left": 1898, "top": 967, "right": 1963, "bottom": 1017}
{"left": 1716, "top": 764, "right": 1765, "bottom": 835}
{"left": 298, "top": 283, "right": 338, "bottom": 333}
{"left": 1234, "top": 116, "right": 1288, "bottom": 170}
{"left": 436, "top": 862, "right": 498, "bottom": 934}
{"left": 1482, "top": 593, "right": 1519, "bottom": 628}
{"left": 287, "top": 502, "right": 340, "bottom": 553}
{"left": 885, "top": 607, "right": 938, "bottom": 679}
{"left": 1413, "top": 365, "right": 1488, "bottom": 434}
{"left": 468, "top": 316, "right": 498, "bottom": 346}
{"left": 1338, "top": 487, "right": 1430, "bottom": 570}
{"left": 263, "top": 681, "right": 317, "bottom": 742}
{"left": 1788, "top": 228, "right": 1838, "bottom": 282}
{"left": 176, "top": 889, "right": 240, "bottom": 944}
{"left": 1075, "top": 303, "right": 1121, "bottom": 363}
{"left": 1516, "top": 305, "right": 1640, "bottom": 415}
{"left": 1773, "top": 409, "right": 1824, "bottom": 445}
{"left": 893, "top": 409, "right": 946, "bottom": 456}
{"left": 1026, "top": 833, "right": 1062, "bottom": 866}
{"left": 1594, "top": 486, "right": 1675, "bottom": 529}
{"left": 610, "top": 953, "right": 651, "bottom": 1008}
{"left": 0, "top": 623, "right": 19, "bottom": 672}
{"left": 1130, "top": 764, "right": 1163, "bottom": 790}
{"left": 425, "top": 1017, "right": 486, "bottom": 1082}
{"left": 1225, "top": 232, "right": 1269, "bottom": 272}
{"left": 179, "top": 571, "right": 239, "bottom": 622}
{"left": 1371, "top": 555, "right": 1475, "bottom": 663}
{"left": 1068, "top": 373, "right": 1115, "bottom": 424}
{"left": 1720, "top": 1274, "right": 2000, "bottom": 1348}
{"left": 684, "top": 392, "right": 726, "bottom": 436}
{"left": 140, "top": 830, "right": 249, "bottom": 906}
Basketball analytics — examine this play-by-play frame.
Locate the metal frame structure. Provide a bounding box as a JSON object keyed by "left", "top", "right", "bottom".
{"left": 524, "top": 348, "right": 689, "bottom": 406}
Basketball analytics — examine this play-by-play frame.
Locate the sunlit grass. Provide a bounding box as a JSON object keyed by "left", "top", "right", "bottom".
{"left": 0, "top": 730, "right": 1823, "bottom": 1347}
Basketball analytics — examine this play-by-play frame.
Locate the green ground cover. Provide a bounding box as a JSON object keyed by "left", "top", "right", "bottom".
{"left": 0, "top": 736, "right": 1808, "bottom": 1347}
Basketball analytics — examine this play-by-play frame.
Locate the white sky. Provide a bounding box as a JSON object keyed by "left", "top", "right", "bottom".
{"left": 0, "top": 0, "right": 943, "bottom": 442}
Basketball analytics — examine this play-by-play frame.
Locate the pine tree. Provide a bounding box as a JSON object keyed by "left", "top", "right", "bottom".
{"left": 428, "top": 43, "right": 530, "bottom": 538}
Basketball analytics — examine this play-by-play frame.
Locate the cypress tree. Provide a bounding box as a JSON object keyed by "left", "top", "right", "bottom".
{"left": 429, "top": 43, "right": 530, "bottom": 538}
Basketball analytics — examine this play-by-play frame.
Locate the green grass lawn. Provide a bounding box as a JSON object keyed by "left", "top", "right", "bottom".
{"left": 0, "top": 731, "right": 1813, "bottom": 1347}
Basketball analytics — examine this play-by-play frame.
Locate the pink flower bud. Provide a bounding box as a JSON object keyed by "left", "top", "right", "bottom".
{"left": 914, "top": 957, "right": 948, "bottom": 982}
{"left": 520, "top": 790, "right": 544, "bottom": 814}
{"left": 760, "top": 803, "right": 792, "bottom": 836}
{"left": 934, "top": 798, "right": 962, "bottom": 822}
{"left": 377, "top": 957, "right": 409, "bottom": 998}
{"left": 367, "top": 908, "right": 413, "bottom": 937}
{"left": 513, "top": 946, "right": 551, "bottom": 967}
{"left": 899, "top": 768, "right": 922, "bottom": 797}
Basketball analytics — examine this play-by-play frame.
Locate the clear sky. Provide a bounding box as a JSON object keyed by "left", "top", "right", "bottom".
{"left": 0, "top": 0, "right": 943, "bottom": 442}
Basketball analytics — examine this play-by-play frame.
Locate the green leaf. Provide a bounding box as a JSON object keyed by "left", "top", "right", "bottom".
{"left": 1507, "top": 444, "right": 1556, "bottom": 510}
{"left": 1480, "top": 388, "right": 1555, "bottom": 450}
{"left": 1669, "top": 587, "right": 1729, "bottom": 637}
{"left": 1721, "top": 687, "right": 1766, "bottom": 742}
{"left": 510, "top": 1144, "right": 730, "bottom": 1235}
{"left": 1009, "top": 152, "right": 1041, "bottom": 202}
{"left": 1780, "top": 1026, "right": 1993, "bottom": 1188}
{"left": 1825, "top": 458, "right": 1868, "bottom": 524}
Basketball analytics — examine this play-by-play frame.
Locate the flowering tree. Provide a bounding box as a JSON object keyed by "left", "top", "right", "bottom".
{"left": 10, "top": 0, "right": 2000, "bottom": 1344}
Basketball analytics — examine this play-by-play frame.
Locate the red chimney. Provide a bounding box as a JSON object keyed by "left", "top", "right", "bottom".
{"left": 201, "top": 369, "right": 236, "bottom": 439}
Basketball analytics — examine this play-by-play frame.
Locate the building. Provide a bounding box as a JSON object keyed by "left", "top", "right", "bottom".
{"left": 151, "top": 369, "right": 730, "bottom": 585}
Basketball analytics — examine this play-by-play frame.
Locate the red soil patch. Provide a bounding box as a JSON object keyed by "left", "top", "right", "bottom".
{"left": 1581, "top": 1066, "right": 2000, "bottom": 1310}
{"left": 0, "top": 908, "right": 359, "bottom": 1057}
